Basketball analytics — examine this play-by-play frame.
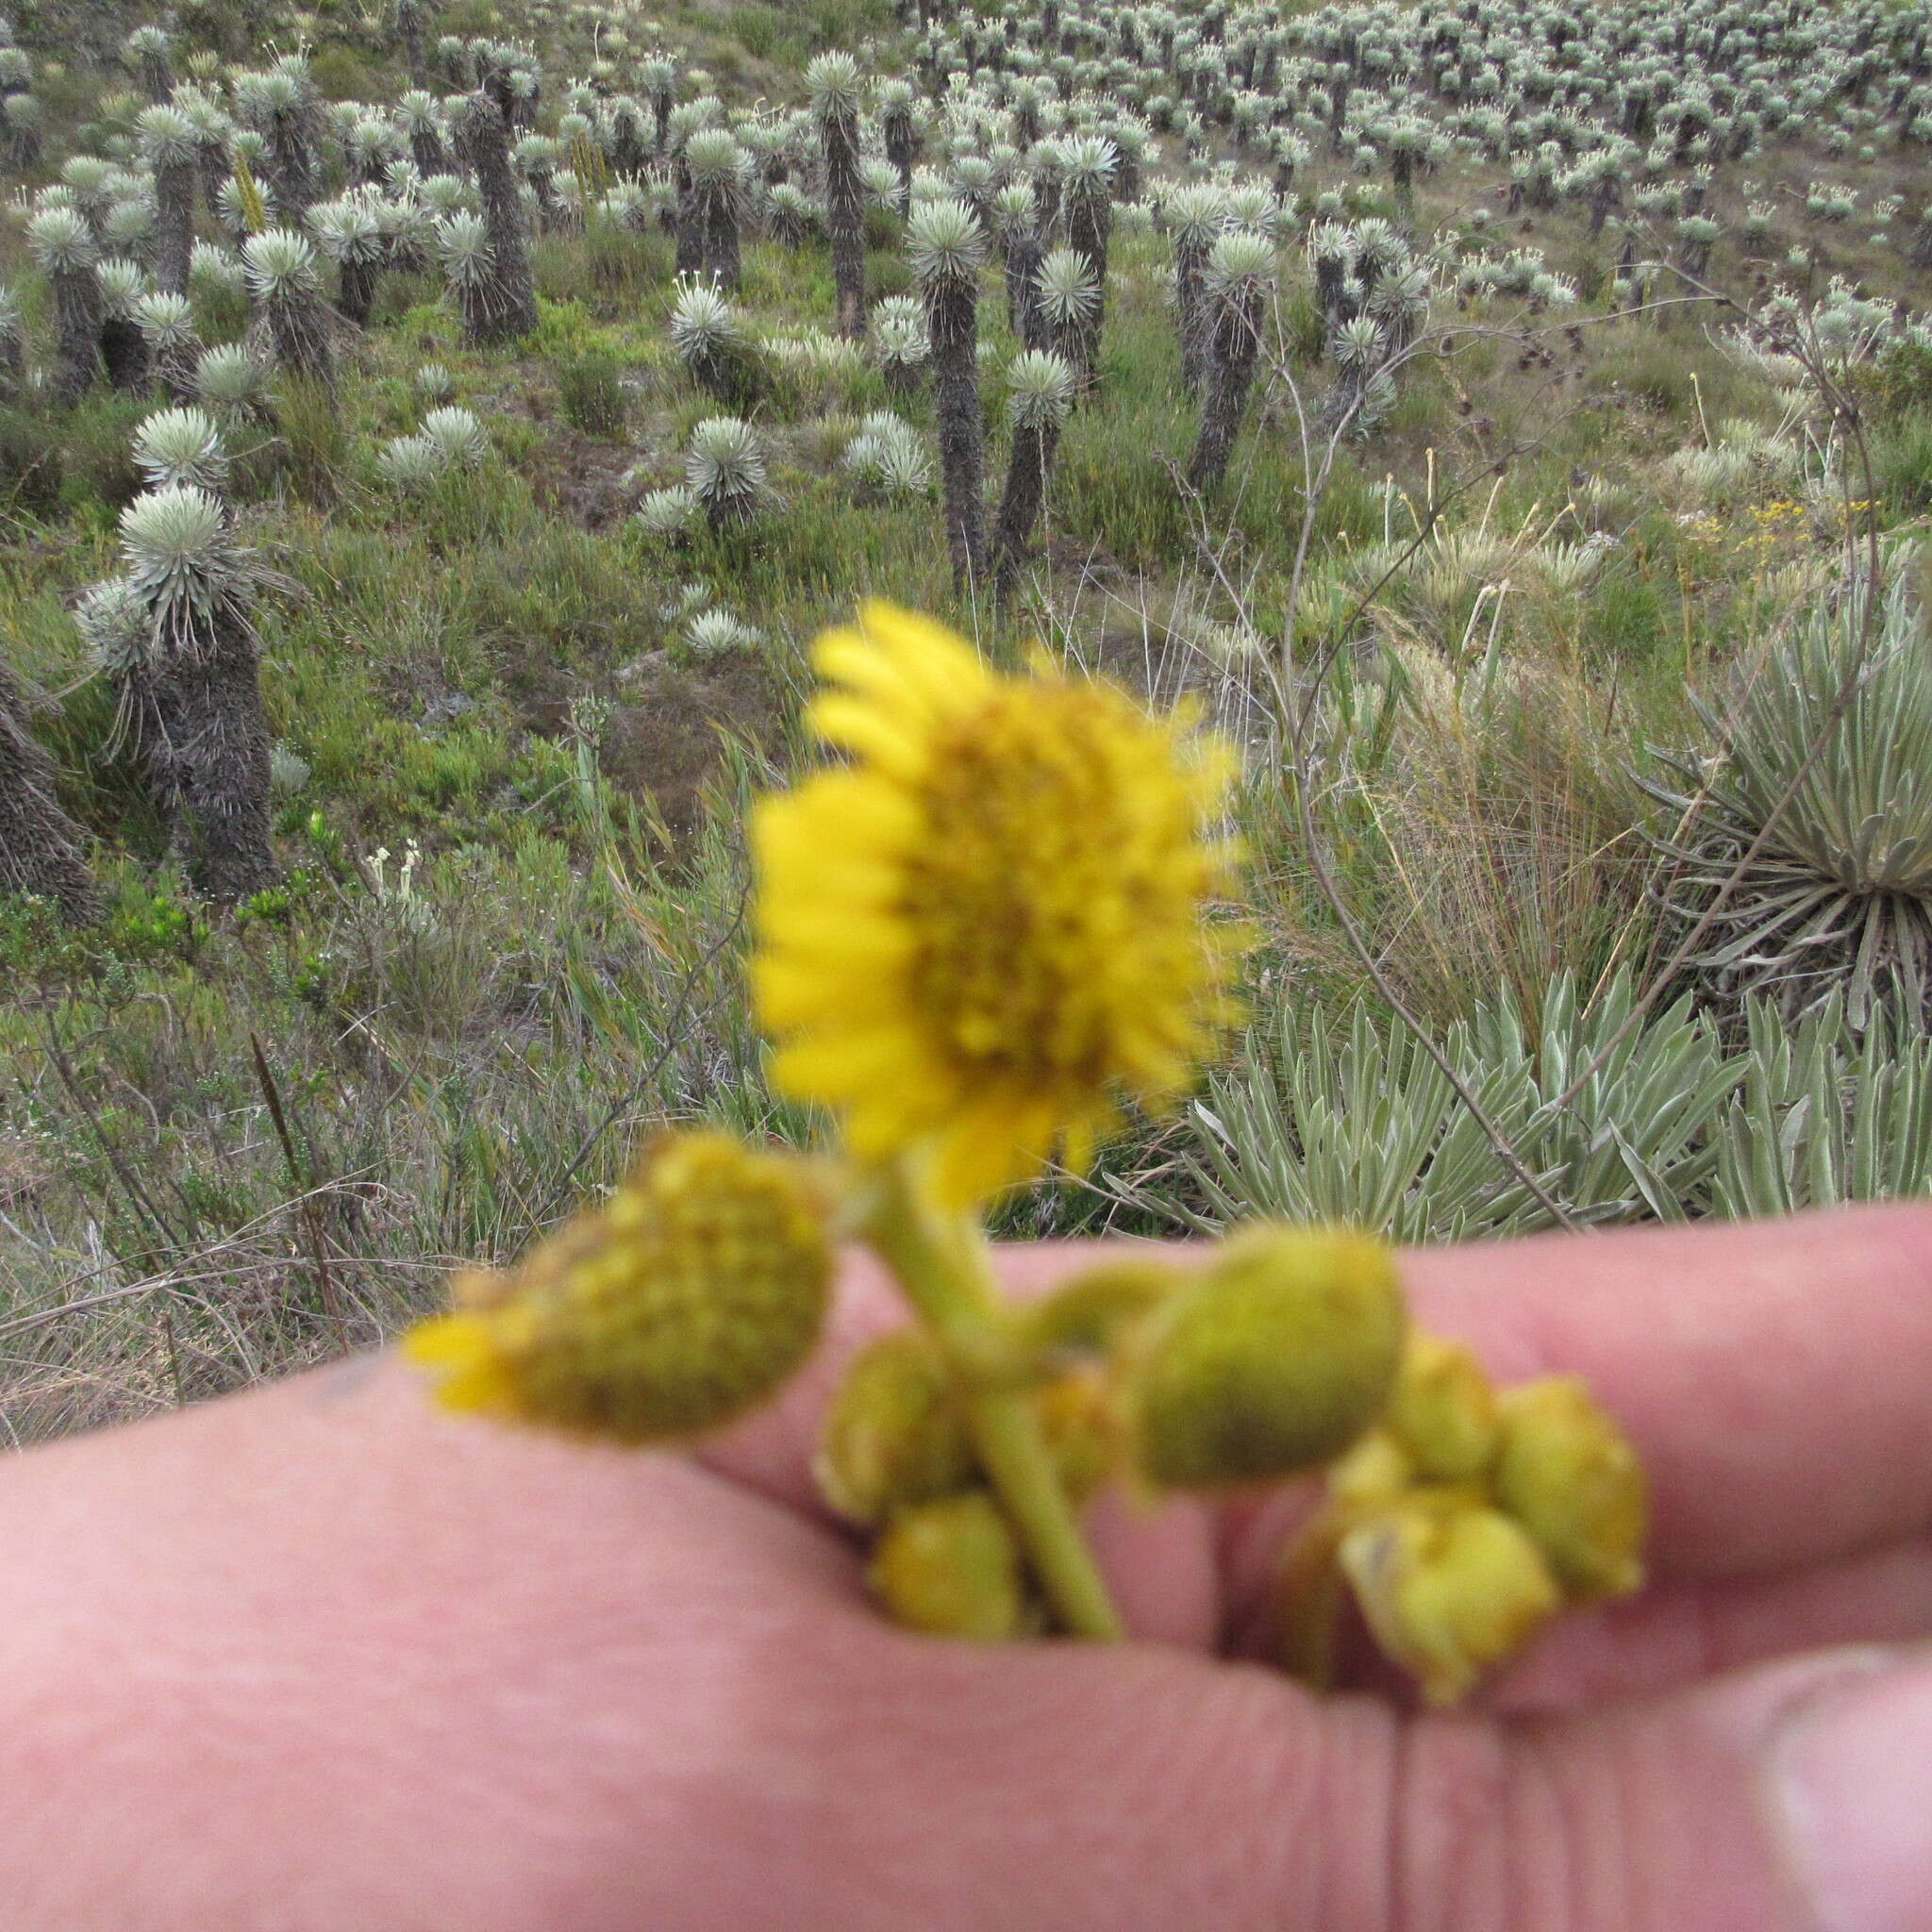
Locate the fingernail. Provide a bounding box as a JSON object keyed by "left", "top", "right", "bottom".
{"left": 1772, "top": 1649, "right": 1932, "bottom": 1932}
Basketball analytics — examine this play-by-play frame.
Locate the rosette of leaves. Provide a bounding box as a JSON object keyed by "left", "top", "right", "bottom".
{"left": 420, "top": 406, "right": 489, "bottom": 470}
{"left": 27, "top": 206, "right": 106, "bottom": 404}
{"left": 684, "top": 415, "right": 771, "bottom": 532}
{"left": 375, "top": 432, "right": 447, "bottom": 491}
{"left": 214, "top": 165, "right": 276, "bottom": 242}
{"left": 0, "top": 654, "right": 100, "bottom": 926}
{"left": 1708, "top": 993, "right": 1932, "bottom": 1217}
{"left": 435, "top": 208, "right": 494, "bottom": 321}
{"left": 134, "top": 291, "right": 204, "bottom": 405}
{"left": 872, "top": 294, "right": 929, "bottom": 395}
{"left": 993, "top": 348, "right": 1076, "bottom": 600}
{"left": 419, "top": 172, "right": 472, "bottom": 219}
{"left": 193, "top": 342, "right": 272, "bottom": 425}
{"left": 808, "top": 52, "right": 867, "bottom": 338}
{"left": 682, "top": 608, "right": 762, "bottom": 660}
{"left": 635, "top": 484, "right": 698, "bottom": 542}
{"left": 1641, "top": 573, "right": 1932, "bottom": 1030}
{"left": 765, "top": 181, "right": 816, "bottom": 247}
{"left": 1028, "top": 245, "right": 1100, "bottom": 369}
{"left": 124, "top": 22, "right": 173, "bottom": 103}
{"left": 1179, "top": 972, "right": 1741, "bottom": 1241}
{"left": 242, "top": 228, "right": 335, "bottom": 391}
{"left": 682, "top": 126, "right": 748, "bottom": 291}
{"left": 4, "top": 90, "right": 43, "bottom": 172}
{"left": 133, "top": 406, "right": 231, "bottom": 492}
{"left": 94, "top": 256, "right": 153, "bottom": 392}
{"left": 861, "top": 155, "right": 905, "bottom": 217}
{"left": 308, "top": 195, "right": 386, "bottom": 328}
{"left": 841, "top": 411, "right": 934, "bottom": 502}
{"left": 399, "top": 90, "right": 451, "bottom": 175}
{"left": 1164, "top": 181, "right": 1226, "bottom": 393}
{"left": 451, "top": 91, "right": 539, "bottom": 343}
{"left": 346, "top": 115, "right": 399, "bottom": 190}
{"left": 669, "top": 275, "right": 759, "bottom": 406}
{"left": 89, "top": 485, "right": 289, "bottom": 898}
{"left": 1188, "top": 228, "right": 1275, "bottom": 494}
{"left": 138, "top": 103, "right": 200, "bottom": 295}
{"left": 58, "top": 155, "right": 115, "bottom": 227}
{"left": 990, "top": 178, "right": 1042, "bottom": 339}
{"left": 906, "top": 196, "right": 988, "bottom": 590}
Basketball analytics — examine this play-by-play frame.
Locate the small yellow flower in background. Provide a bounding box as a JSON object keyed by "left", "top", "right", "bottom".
{"left": 407, "top": 1131, "right": 832, "bottom": 1445}
{"left": 753, "top": 601, "right": 1241, "bottom": 1208}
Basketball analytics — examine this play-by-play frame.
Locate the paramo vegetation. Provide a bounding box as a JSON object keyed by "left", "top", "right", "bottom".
{"left": 7, "top": 0, "right": 1932, "bottom": 1433}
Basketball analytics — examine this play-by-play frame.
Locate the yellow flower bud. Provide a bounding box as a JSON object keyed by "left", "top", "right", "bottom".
{"left": 1036, "top": 1363, "right": 1119, "bottom": 1505}
{"left": 1327, "top": 1428, "right": 1413, "bottom": 1509}
{"left": 1491, "top": 1376, "right": 1647, "bottom": 1602}
{"left": 1124, "top": 1224, "right": 1407, "bottom": 1490}
{"left": 1340, "top": 1498, "right": 1563, "bottom": 1707}
{"left": 816, "top": 1330, "right": 978, "bottom": 1526}
{"left": 868, "top": 1491, "right": 1029, "bottom": 1640}
{"left": 406, "top": 1132, "right": 832, "bottom": 1445}
{"left": 1388, "top": 1333, "right": 1500, "bottom": 1483}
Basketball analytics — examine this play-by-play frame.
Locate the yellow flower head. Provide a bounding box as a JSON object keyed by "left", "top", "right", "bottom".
{"left": 754, "top": 602, "right": 1240, "bottom": 1207}
{"left": 405, "top": 1131, "right": 833, "bottom": 1445}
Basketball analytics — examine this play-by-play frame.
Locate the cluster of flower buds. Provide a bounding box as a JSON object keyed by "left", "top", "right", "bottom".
{"left": 1288, "top": 1334, "right": 1647, "bottom": 1704}
{"left": 815, "top": 1224, "right": 1644, "bottom": 1703}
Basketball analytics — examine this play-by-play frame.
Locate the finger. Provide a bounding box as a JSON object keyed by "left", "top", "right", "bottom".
{"left": 1480, "top": 1537, "right": 1932, "bottom": 1714}
{"left": 711, "top": 1205, "right": 1932, "bottom": 1626}
{"left": 768, "top": 1636, "right": 1930, "bottom": 1932}
{"left": 1402, "top": 1202, "right": 1932, "bottom": 1578}
{"left": 14, "top": 1353, "right": 1930, "bottom": 1932}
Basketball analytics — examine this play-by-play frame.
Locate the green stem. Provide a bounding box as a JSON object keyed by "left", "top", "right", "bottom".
{"left": 863, "top": 1160, "right": 1125, "bottom": 1641}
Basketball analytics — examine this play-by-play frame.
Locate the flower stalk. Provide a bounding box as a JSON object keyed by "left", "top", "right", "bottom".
{"left": 860, "top": 1157, "right": 1124, "bottom": 1641}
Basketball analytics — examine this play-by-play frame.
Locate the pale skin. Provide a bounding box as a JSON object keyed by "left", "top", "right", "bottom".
{"left": 3, "top": 1206, "right": 1931, "bottom": 1929}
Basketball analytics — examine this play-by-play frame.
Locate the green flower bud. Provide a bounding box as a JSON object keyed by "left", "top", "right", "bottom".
{"left": 1388, "top": 1333, "right": 1500, "bottom": 1483}
{"left": 1124, "top": 1225, "right": 1407, "bottom": 1490}
{"left": 1340, "top": 1497, "right": 1563, "bottom": 1707}
{"left": 1491, "top": 1377, "right": 1647, "bottom": 1602}
{"left": 1012, "top": 1257, "right": 1180, "bottom": 1358}
{"left": 406, "top": 1132, "right": 833, "bottom": 1445}
{"left": 816, "top": 1329, "right": 977, "bottom": 1525}
{"left": 868, "top": 1491, "right": 1028, "bottom": 1640}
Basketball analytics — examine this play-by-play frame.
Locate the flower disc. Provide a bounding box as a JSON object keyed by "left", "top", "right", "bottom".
{"left": 754, "top": 601, "right": 1240, "bottom": 1206}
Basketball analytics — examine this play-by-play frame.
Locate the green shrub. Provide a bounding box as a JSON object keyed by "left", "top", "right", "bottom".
{"left": 556, "top": 348, "right": 630, "bottom": 438}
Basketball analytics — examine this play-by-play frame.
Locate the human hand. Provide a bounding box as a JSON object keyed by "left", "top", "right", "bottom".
{"left": 2, "top": 1206, "right": 1928, "bottom": 1929}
